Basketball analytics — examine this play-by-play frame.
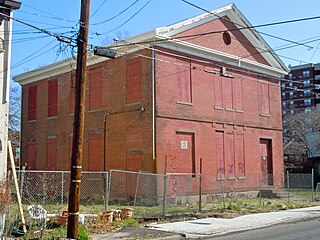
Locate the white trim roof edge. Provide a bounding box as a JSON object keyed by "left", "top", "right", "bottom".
{"left": 13, "top": 4, "right": 288, "bottom": 84}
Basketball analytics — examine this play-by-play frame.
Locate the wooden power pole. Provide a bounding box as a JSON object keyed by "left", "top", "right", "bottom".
{"left": 67, "top": 0, "right": 90, "bottom": 238}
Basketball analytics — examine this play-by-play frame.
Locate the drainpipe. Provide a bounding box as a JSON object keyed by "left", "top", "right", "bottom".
{"left": 103, "top": 113, "right": 109, "bottom": 171}
{"left": 152, "top": 47, "right": 156, "bottom": 160}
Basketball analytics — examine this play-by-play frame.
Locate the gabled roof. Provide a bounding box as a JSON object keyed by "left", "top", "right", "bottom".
{"left": 14, "top": 3, "right": 288, "bottom": 85}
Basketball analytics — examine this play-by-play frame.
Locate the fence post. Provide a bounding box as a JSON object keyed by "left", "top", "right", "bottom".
{"left": 199, "top": 158, "right": 203, "bottom": 213}
{"left": 162, "top": 157, "right": 168, "bottom": 217}
{"left": 312, "top": 168, "right": 314, "bottom": 201}
{"left": 134, "top": 171, "right": 141, "bottom": 206}
{"left": 106, "top": 170, "right": 112, "bottom": 210}
{"left": 104, "top": 171, "right": 108, "bottom": 211}
{"left": 287, "top": 170, "right": 290, "bottom": 203}
{"left": 19, "top": 166, "right": 26, "bottom": 200}
{"left": 61, "top": 172, "right": 64, "bottom": 205}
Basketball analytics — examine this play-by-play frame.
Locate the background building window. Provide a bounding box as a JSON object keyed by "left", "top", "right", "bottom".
{"left": 89, "top": 68, "right": 103, "bottom": 110}
{"left": 304, "top": 89, "right": 311, "bottom": 96}
{"left": 304, "top": 99, "right": 311, "bottom": 105}
{"left": 304, "top": 80, "right": 310, "bottom": 86}
{"left": 176, "top": 58, "right": 192, "bottom": 103}
{"left": 259, "top": 83, "right": 270, "bottom": 115}
{"left": 303, "top": 70, "right": 310, "bottom": 78}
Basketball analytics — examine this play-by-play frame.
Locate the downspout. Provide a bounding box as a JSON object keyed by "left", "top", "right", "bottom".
{"left": 152, "top": 47, "right": 156, "bottom": 160}
{"left": 103, "top": 113, "right": 109, "bottom": 171}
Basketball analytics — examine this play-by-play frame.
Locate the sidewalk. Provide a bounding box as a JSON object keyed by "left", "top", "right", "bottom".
{"left": 91, "top": 206, "right": 320, "bottom": 239}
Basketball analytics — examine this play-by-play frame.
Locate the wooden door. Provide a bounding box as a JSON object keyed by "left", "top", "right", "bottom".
{"left": 259, "top": 139, "right": 273, "bottom": 186}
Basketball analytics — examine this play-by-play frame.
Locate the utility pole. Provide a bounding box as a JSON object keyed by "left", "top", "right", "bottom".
{"left": 67, "top": 0, "right": 90, "bottom": 238}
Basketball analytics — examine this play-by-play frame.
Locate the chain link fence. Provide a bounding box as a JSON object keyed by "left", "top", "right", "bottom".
{"left": 7, "top": 169, "right": 317, "bottom": 220}
{"left": 9, "top": 170, "right": 108, "bottom": 213}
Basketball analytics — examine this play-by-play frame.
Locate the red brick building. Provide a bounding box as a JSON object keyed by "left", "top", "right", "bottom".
{"left": 14, "top": 4, "right": 288, "bottom": 190}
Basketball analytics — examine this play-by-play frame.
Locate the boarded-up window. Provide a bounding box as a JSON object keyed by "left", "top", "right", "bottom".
{"left": 126, "top": 153, "right": 142, "bottom": 197}
{"left": 175, "top": 132, "right": 195, "bottom": 175}
{"left": 176, "top": 58, "right": 192, "bottom": 103}
{"left": 88, "top": 135, "right": 102, "bottom": 171}
{"left": 260, "top": 82, "right": 270, "bottom": 115}
{"left": 89, "top": 68, "right": 103, "bottom": 110}
{"left": 235, "top": 134, "right": 245, "bottom": 177}
{"left": 234, "top": 78, "right": 243, "bottom": 110}
{"left": 223, "top": 78, "right": 233, "bottom": 109}
{"left": 48, "top": 80, "right": 58, "bottom": 117}
{"left": 70, "top": 74, "right": 76, "bottom": 113}
{"left": 214, "top": 75, "right": 222, "bottom": 107}
{"left": 216, "top": 131, "right": 225, "bottom": 178}
{"left": 126, "top": 58, "right": 141, "bottom": 104}
{"left": 126, "top": 153, "right": 142, "bottom": 171}
{"left": 27, "top": 141, "right": 36, "bottom": 169}
{"left": 226, "top": 133, "right": 235, "bottom": 177}
{"left": 28, "top": 85, "right": 37, "bottom": 121}
{"left": 46, "top": 138, "right": 57, "bottom": 170}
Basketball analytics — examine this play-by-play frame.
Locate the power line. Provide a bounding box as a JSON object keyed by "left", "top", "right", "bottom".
{"left": 16, "top": 17, "right": 75, "bottom": 28}
{"left": 91, "top": 0, "right": 140, "bottom": 26}
{"left": 105, "top": 3, "right": 320, "bottom": 50}
{"left": 98, "top": 0, "right": 152, "bottom": 35}
{"left": 17, "top": 10, "right": 77, "bottom": 23}
{"left": 11, "top": 40, "right": 58, "bottom": 70}
{"left": 23, "top": 3, "right": 76, "bottom": 23}
{"left": 90, "top": 0, "right": 109, "bottom": 18}
{"left": 309, "top": 40, "right": 320, "bottom": 62}
{"left": 181, "top": 0, "right": 316, "bottom": 49}
{"left": 0, "top": 12, "right": 75, "bottom": 45}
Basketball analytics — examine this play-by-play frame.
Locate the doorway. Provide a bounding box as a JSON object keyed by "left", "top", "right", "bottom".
{"left": 259, "top": 139, "right": 273, "bottom": 186}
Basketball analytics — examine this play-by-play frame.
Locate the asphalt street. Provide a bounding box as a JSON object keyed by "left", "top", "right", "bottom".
{"left": 212, "top": 218, "right": 320, "bottom": 240}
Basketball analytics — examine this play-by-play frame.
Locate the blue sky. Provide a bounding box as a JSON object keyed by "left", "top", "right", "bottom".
{"left": 10, "top": 0, "right": 320, "bottom": 81}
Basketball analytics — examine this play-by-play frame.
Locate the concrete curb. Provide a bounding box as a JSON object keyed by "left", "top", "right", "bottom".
{"left": 153, "top": 206, "right": 320, "bottom": 239}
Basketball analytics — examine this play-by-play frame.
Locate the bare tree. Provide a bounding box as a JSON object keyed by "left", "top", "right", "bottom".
{"left": 283, "top": 107, "right": 320, "bottom": 167}
{"left": 8, "top": 83, "right": 21, "bottom": 149}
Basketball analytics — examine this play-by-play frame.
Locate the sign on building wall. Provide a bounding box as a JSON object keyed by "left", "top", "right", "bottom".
{"left": 180, "top": 140, "right": 188, "bottom": 150}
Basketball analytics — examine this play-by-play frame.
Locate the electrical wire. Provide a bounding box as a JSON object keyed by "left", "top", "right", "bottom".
{"left": 91, "top": 0, "right": 109, "bottom": 19}
{"left": 91, "top": 0, "right": 140, "bottom": 26}
{"left": 181, "top": 0, "right": 316, "bottom": 49}
{"left": 17, "top": 10, "right": 77, "bottom": 23}
{"left": 22, "top": 3, "right": 76, "bottom": 23}
{"left": 98, "top": 0, "right": 152, "bottom": 35}
{"left": 11, "top": 39, "right": 58, "bottom": 70}
{"left": 103, "top": 6, "right": 320, "bottom": 50}
{"left": 309, "top": 40, "right": 320, "bottom": 62}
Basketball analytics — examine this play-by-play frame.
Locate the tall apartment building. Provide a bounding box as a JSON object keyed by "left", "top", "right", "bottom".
{"left": 281, "top": 63, "right": 320, "bottom": 115}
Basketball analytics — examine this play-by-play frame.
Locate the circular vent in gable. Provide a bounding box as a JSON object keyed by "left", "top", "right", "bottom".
{"left": 223, "top": 31, "right": 231, "bottom": 45}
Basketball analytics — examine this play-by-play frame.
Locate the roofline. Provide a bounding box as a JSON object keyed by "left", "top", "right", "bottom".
{"left": 289, "top": 63, "right": 313, "bottom": 71}
{"left": 13, "top": 4, "right": 288, "bottom": 84}
{"left": 156, "top": 3, "right": 288, "bottom": 73}
{"left": 13, "top": 30, "right": 158, "bottom": 85}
